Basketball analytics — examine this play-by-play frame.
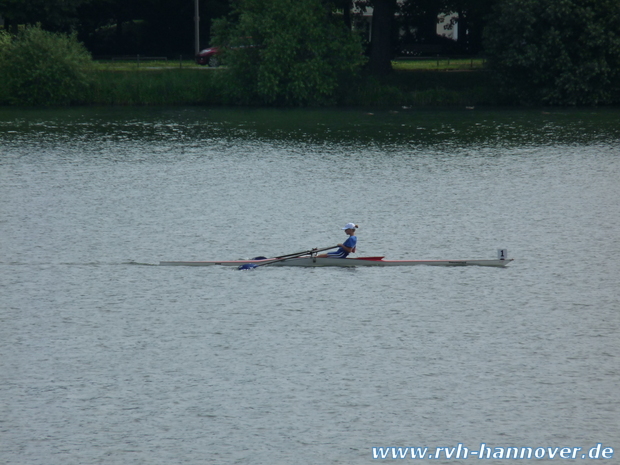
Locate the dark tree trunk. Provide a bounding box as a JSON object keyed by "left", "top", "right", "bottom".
{"left": 343, "top": 0, "right": 352, "bottom": 30}
{"left": 368, "top": 0, "right": 397, "bottom": 75}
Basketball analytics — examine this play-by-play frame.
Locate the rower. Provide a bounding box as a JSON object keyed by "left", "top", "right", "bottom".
{"left": 316, "top": 223, "right": 358, "bottom": 258}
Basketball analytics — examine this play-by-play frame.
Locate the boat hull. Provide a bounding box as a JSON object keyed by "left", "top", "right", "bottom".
{"left": 159, "top": 257, "right": 514, "bottom": 267}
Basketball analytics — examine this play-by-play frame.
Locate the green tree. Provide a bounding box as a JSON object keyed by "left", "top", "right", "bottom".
{"left": 484, "top": 0, "right": 620, "bottom": 105}
{"left": 0, "top": 25, "right": 93, "bottom": 105}
{"left": 212, "top": 0, "right": 365, "bottom": 105}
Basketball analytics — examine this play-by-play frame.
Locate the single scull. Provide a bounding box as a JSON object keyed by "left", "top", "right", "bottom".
{"left": 159, "top": 256, "right": 513, "bottom": 267}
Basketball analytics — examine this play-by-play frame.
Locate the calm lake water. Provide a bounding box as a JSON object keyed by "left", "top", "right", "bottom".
{"left": 1, "top": 106, "right": 619, "bottom": 465}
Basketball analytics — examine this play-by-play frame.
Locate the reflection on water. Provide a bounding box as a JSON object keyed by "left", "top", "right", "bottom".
{"left": 2, "top": 106, "right": 619, "bottom": 149}
{"left": 1, "top": 107, "right": 619, "bottom": 465}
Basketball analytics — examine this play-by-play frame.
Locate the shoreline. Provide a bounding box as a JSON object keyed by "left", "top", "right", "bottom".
{"left": 0, "top": 67, "right": 501, "bottom": 107}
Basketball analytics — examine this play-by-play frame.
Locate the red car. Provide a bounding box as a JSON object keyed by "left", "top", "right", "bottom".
{"left": 195, "top": 47, "right": 220, "bottom": 67}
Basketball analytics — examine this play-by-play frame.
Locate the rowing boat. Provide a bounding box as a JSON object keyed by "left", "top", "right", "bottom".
{"left": 159, "top": 256, "right": 514, "bottom": 267}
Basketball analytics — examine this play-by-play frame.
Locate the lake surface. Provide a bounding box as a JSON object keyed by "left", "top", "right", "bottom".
{"left": 1, "top": 106, "right": 619, "bottom": 464}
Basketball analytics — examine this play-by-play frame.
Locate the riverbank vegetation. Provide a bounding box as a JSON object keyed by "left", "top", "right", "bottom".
{"left": 1, "top": 0, "right": 620, "bottom": 107}
{"left": 0, "top": 26, "right": 495, "bottom": 107}
{"left": 80, "top": 67, "right": 494, "bottom": 107}
{"left": 0, "top": 26, "right": 93, "bottom": 106}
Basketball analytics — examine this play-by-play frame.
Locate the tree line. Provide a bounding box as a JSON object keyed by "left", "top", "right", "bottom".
{"left": 0, "top": 0, "right": 496, "bottom": 59}
{"left": 1, "top": 0, "right": 620, "bottom": 105}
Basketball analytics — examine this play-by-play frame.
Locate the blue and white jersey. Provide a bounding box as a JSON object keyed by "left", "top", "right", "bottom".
{"left": 327, "top": 235, "right": 357, "bottom": 258}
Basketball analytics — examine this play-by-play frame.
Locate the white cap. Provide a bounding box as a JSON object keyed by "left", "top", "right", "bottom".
{"left": 342, "top": 223, "right": 357, "bottom": 230}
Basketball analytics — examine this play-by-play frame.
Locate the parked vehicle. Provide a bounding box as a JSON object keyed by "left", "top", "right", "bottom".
{"left": 195, "top": 47, "right": 220, "bottom": 67}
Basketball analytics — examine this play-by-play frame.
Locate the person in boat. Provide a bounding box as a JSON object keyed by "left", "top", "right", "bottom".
{"left": 317, "top": 223, "right": 358, "bottom": 258}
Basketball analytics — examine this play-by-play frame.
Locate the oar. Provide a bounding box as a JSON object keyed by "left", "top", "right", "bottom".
{"left": 252, "top": 249, "right": 327, "bottom": 261}
{"left": 238, "top": 245, "right": 338, "bottom": 270}
{"left": 255, "top": 247, "right": 335, "bottom": 261}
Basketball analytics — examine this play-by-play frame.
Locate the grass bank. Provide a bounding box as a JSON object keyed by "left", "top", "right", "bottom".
{"left": 0, "top": 57, "right": 497, "bottom": 107}
{"left": 349, "top": 69, "right": 496, "bottom": 106}
{"left": 85, "top": 63, "right": 498, "bottom": 107}
{"left": 87, "top": 68, "right": 223, "bottom": 105}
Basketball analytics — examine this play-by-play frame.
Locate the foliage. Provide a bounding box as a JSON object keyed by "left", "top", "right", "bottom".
{"left": 0, "top": 25, "right": 94, "bottom": 106}
{"left": 0, "top": 30, "right": 10, "bottom": 102}
{"left": 86, "top": 66, "right": 499, "bottom": 106}
{"left": 484, "top": 0, "right": 620, "bottom": 105}
{"left": 0, "top": 29, "right": 10, "bottom": 51}
{"left": 88, "top": 69, "right": 222, "bottom": 105}
{"left": 212, "top": 0, "right": 365, "bottom": 105}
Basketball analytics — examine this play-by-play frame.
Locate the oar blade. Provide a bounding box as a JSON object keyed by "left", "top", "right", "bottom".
{"left": 238, "top": 263, "right": 259, "bottom": 270}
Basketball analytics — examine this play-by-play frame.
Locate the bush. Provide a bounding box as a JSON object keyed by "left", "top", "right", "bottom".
{"left": 0, "top": 25, "right": 94, "bottom": 106}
